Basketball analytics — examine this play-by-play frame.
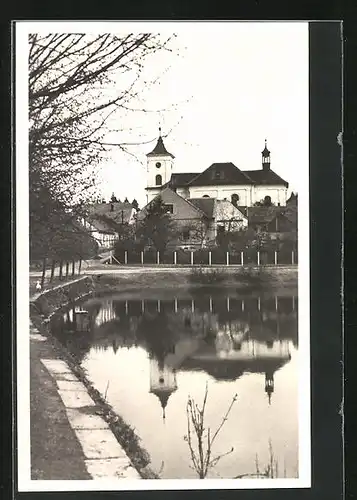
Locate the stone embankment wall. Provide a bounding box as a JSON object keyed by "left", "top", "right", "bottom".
{"left": 30, "top": 275, "right": 159, "bottom": 479}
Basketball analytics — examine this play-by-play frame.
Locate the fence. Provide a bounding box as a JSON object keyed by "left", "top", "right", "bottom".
{"left": 114, "top": 248, "right": 298, "bottom": 266}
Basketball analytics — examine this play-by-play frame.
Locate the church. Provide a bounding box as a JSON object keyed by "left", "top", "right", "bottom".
{"left": 145, "top": 130, "right": 289, "bottom": 207}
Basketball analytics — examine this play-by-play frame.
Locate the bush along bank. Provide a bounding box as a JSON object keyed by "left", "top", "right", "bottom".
{"left": 30, "top": 276, "right": 159, "bottom": 479}
{"left": 188, "top": 265, "right": 297, "bottom": 290}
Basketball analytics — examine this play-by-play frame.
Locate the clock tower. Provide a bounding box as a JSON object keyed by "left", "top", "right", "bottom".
{"left": 146, "top": 128, "right": 175, "bottom": 203}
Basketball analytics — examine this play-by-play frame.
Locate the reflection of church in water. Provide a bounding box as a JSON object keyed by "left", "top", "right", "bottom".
{"left": 69, "top": 294, "right": 297, "bottom": 420}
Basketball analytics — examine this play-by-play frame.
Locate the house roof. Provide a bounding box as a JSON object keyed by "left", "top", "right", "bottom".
{"left": 188, "top": 198, "right": 216, "bottom": 219}
{"left": 138, "top": 187, "right": 209, "bottom": 221}
{"left": 85, "top": 202, "right": 135, "bottom": 233}
{"left": 244, "top": 169, "right": 289, "bottom": 187}
{"left": 247, "top": 206, "right": 297, "bottom": 226}
{"left": 147, "top": 136, "right": 175, "bottom": 158}
{"left": 188, "top": 162, "right": 254, "bottom": 187}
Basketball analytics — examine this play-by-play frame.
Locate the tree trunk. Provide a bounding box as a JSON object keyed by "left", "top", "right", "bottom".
{"left": 78, "top": 258, "right": 82, "bottom": 275}
{"left": 50, "top": 260, "right": 56, "bottom": 282}
{"left": 65, "top": 261, "right": 69, "bottom": 277}
{"left": 72, "top": 259, "right": 75, "bottom": 276}
{"left": 59, "top": 261, "right": 63, "bottom": 280}
{"left": 40, "top": 257, "right": 47, "bottom": 289}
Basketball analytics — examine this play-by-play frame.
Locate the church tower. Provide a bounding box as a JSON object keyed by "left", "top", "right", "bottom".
{"left": 261, "top": 139, "right": 271, "bottom": 171}
{"left": 149, "top": 357, "right": 178, "bottom": 422}
{"left": 146, "top": 128, "right": 175, "bottom": 203}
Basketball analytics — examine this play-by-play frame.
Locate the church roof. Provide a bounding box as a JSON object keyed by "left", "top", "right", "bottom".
{"left": 181, "top": 356, "right": 289, "bottom": 382}
{"left": 188, "top": 198, "right": 216, "bottom": 219}
{"left": 188, "top": 162, "right": 254, "bottom": 187}
{"left": 147, "top": 136, "right": 175, "bottom": 158}
{"left": 262, "top": 139, "right": 271, "bottom": 157}
{"left": 244, "top": 169, "right": 289, "bottom": 187}
{"left": 170, "top": 173, "right": 198, "bottom": 187}
{"left": 150, "top": 388, "right": 175, "bottom": 409}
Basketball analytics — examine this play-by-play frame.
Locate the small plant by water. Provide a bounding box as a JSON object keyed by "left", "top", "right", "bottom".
{"left": 184, "top": 383, "right": 238, "bottom": 479}
{"left": 235, "top": 266, "right": 271, "bottom": 289}
{"left": 189, "top": 267, "right": 225, "bottom": 286}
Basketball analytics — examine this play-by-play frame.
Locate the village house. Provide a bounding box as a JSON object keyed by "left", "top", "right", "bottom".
{"left": 145, "top": 130, "right": 289, "bottom": 207}
{"left": 244, "top": 205, "right": 298, "bottom": 240}
{"left": 137, "top": 186, "right": 248, "bottom": 248}
{"left": 80, "top": 200, "right": 137, "bottom": 249}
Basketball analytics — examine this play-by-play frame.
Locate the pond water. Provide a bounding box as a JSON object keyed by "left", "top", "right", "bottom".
{"left": 51, "top": 287, "right": 299, "bottom": 480}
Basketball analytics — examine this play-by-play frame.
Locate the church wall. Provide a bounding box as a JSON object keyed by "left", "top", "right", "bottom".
{"left": 252, "top": 186, "right": 288, "bottom": 206}
{"left": 188, "top": 185, "right": 253, "bottom": 206}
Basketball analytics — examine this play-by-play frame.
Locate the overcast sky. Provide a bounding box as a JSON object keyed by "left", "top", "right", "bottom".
{"left": 24, "top": 22, "right": 309, "bottom": 207}
{"left": 97, "top": 22, "right": 309, "bottom": 206}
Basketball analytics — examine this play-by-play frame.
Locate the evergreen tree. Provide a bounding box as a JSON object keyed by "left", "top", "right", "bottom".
{"left": 137, "top": 196, "right": 178, "bottom": 251}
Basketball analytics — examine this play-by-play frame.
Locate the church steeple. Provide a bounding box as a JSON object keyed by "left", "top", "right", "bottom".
{"left": 146, "top": 129, "right": 175, "bottom": 203}
{"left": 262, "top": 138, "right": 271, "bottom": 171}
{"left": 265, "top": 370, "right": 274, "bottom": 405}
{"left": 147, "top": 128, "right": 175, "bottom": 159}
{"left": 149, "top": 358, "right": 178, "bottom": 423}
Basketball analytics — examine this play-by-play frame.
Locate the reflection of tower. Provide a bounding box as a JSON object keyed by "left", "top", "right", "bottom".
{"left": 265, "top": 370, "right": 274, "bottom": 405}
{"left": 149, "top": 357, "right": 178, "bottom": 421}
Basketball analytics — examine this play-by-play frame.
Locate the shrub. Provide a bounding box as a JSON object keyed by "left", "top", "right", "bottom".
{"left": 189, "top": 266, "right": 225, "bottom": 285}
{"left": 235, "top": 266, "right": 270, "bottom": 288}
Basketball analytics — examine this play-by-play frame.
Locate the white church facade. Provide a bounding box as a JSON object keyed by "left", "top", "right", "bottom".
{"left": 145, "top": 131, "right": 289, "bottom": 207}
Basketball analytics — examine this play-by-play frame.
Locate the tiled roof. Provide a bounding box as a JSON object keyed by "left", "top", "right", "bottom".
{"left": 188, "top": 198, "right": 216, "bottom": 219}
{"left": 188, "top": 163, "right": 254, "bottom": 186}
{"left": 85, "top": 202, "right": 134, "bottom": 232}
{"left": 147, "top": 136, "right": 175, "bottom": 158}
{"left": 244, "top": 169, "right": 289, "bottom": 187}
{"left": 247, "top": 206, "right": 297, "bottom": 226}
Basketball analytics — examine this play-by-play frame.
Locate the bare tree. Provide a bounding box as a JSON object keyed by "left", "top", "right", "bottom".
{"left": 181, "top": 219, "right": 210, "bottom": 248}
{"left": 28, "top": 32, "right": 180, "bottom": 261}
{"left": 184, "top": 383, "right": 237, "bottom": 479}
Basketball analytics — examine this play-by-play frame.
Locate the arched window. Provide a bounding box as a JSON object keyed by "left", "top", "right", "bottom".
{"left": 264, "top": 195, "right": 272, "bottom": 206}
{"left": 155, "top": 174, "right": 162, "bottom": 186}
{"left": 203, "top": 194, "right": 210, "bottom": 198}
{"left": 231, "top": 193, "right": 239, "bottom": 206}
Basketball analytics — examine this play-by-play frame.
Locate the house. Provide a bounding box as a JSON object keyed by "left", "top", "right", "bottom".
{"left": 245, "top": 206, "right": 298, "bottom": 240}
{"left": 80, "top": 201, "right": 137, "bottom": 249}
{"left": 137, "top": 186, "right": 248, "bottom": 248}
{"left": 145, "top": 131, "right": 289, "bottom": 206}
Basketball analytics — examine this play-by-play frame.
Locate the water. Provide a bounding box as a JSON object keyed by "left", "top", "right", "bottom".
{"left": 51, "top": 288, "right": 299, "bottom": 479}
